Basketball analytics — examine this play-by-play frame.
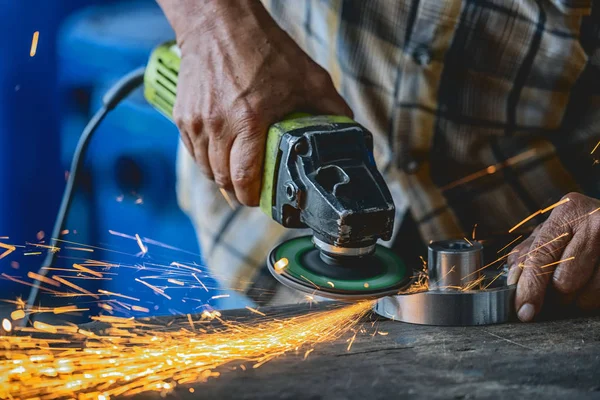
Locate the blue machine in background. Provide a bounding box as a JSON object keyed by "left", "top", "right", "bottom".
{"left": 0, "top": 0, "right": 217, "bottom": 318}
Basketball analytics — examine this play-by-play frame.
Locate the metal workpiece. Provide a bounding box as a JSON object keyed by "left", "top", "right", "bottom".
{"left": 428, "top": 239, "right": 483, "bottom": 290}
{"left": 373, "top": 282, "right": 516, "bottom": 326}
{"left": 374, "top": 239, "right": 516, "bottom": 326}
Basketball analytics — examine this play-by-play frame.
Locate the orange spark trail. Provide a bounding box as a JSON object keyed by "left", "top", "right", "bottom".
{"left": 497, "top": 235, "right": 523, "bottom": 254}
{"left": 518, "top": 233, "right": 569, "bottom": 260}
{"left": 30, "top": 31, "right": 39, "bottom": 57}
{"left": 52, "top": 275, "right": 100, "bottom": 299}
{"left": 509, "top": 198, "right": 571, "bottom": 233}
{"left": 135, "top": 278, "right": 172, "bottom": 300}
{"left": 73, "top": 263, "right": 103, "bottom": 278}
{"left": 27, "top": 271, "right": 61, "bottom": 288}
{"left": 592, "top": 140, "right": 600, "bottom": 155}
{"left": 135, "top": 234, "right": 148, "bottom": 255}
{"left": 538, "top": 256, "right": 575, "bottom": 269}
{"left": 0, "top": 302, "right": 372, "bottom": 399}
{"left": 245, "top": 306, "right": 266, "bottom": 316}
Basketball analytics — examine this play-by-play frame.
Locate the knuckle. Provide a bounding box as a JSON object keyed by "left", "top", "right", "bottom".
{"left": 551, "top": 269, "right": 575, "bottom": 294}
{"left": 213, "top": 173, "right": 231, "bottom": 188}
{"left": 233, "top": 111, "right": 263, "bottom": 140}
{"left": 231, "top": 170, "right": 254, "bottom": 189}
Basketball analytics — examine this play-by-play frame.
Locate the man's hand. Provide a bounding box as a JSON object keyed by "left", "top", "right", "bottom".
{"left": 507, "top": 193, "right": 600, "bottom": 322}
{"left": 157, "top": 0, "right": 352, "bottom": 206}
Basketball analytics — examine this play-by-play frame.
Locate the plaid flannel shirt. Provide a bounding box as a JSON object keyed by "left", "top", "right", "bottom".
{"left": 177, "top": 0, "right": 600, "bottom": 307}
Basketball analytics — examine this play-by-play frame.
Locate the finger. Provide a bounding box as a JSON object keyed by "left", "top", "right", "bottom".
{"left": 208, "top": 120, "right": 234, "bottom": 190}
{"left": 515, "top": 217, "right": 572, "bottom": 322}
{"left": 178, "top": 128, "right": 196, "bottom": 161}
{"left": 229, "top": 125, "right": 265, "bottom": 207}
{"left": 507, "top": 230, "right": 538, "bottom": 285}
{"left": 192, "top": 134, "right": 213, "bottom": 180}
{"left": 577, "top": 259, "right": 600, "bottom": 310}
{"left": 551, "top": 226, "right": 600, "bottom": 296}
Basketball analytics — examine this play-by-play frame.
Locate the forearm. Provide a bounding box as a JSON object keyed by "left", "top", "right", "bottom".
{"left": 156, "top": 0, "right": 270, "bottom": 46}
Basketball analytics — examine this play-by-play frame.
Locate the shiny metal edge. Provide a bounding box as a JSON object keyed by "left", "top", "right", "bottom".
{"left": 373, "top": 285, "right": 516, "bottom": 326}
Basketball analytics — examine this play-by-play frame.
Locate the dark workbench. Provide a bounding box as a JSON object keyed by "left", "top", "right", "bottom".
{"left": 119, "top": 303, "right": 600, "bottom": 400}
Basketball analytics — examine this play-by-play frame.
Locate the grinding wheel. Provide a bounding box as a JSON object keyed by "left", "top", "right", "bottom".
{"left": 267, "top": 236, "right": 412, "bottom": 300}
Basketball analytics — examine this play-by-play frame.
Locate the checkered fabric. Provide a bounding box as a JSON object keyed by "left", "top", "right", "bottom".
{"left": 177, "top": 0, "right": 600, "bottom": 306}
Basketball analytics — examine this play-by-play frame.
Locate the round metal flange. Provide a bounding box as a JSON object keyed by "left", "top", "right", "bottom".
{"left": 373, "top": 281, "right": 516, "bottom": 326}
{"left": 267, "top": 235, "right": 412, "bottom": 300}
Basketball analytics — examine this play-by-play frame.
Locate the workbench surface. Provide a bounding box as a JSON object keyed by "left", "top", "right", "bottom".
{"left": 122, "top": 304, "right": 600, "bottom": 400}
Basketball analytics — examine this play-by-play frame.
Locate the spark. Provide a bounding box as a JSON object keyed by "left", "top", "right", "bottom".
{"left": 463, "top": 237, "right": 473, "bottom": 246}
{"left": 219, "top": 188, "right": 237, "bottom": 210}
{"left": 27, "top": 271, "right": 61, "bottom": 288}
{"left": 326, "top": 281, "right": 335, "bottom": 288}
{"left": 97, "top": 290, "right": 140, "bottom": 302}
{"left": 441, "top": 149, "right": 537, "bottom": 191}
{"left": 167, "top": 278, "right": 184, "bottom": 286}
{"left": 363, "top": 283, "right": 370, "bottom": 288}
{"left": 192, "top": 273, "right": 209, "bottom": 292}
{"left": 592, "top": 140, "right": 600, "bottom": 155}
{"left": 0, "top": 302, "right": 372, "bottom": 398}
{"left": 187, "top": 314, "right": 195, "bottom": 331}
{"left": 483, "top": 272, "right": 504, "bottom": 289}
{"left": 210, "top": 294, "right": 230, "bottom": 300}
{"left": 538, "top": 256, "right": 575, "bottom": 269}
{"left": 472, "top": 224, "right": 478, "bottom": 240}
{"left": 73, "top": 264, "right": 103, "bottom": 278}
{"left": 497, "top": 235, "right": 523, "bottom": 254}
{"left": 245, "top": 307, "right": 266, "bottom": 317}
{"left": 52, "top": 275, "right": 100, "bottom": 299}
{"left": 303, "top": 349, "right": 314, "bottom": 360}
{"left": 131, "top": 306, "right": 149, "bottom": 313}
{"left": 461, "top": 275, "right": 486, "bottom": 291}
{"left": 508, "top": 210, "right": 541, "bottom": 233}
{"left": 33, "top": 321, "right": 58, "bottom": 334}
{"left": 30, "top": 31, "right": 39, "bottom": 57}
{"left": 24, "top": 251, "right": 42, "bottom": 256}
{"left": 541, "top": 197, "right": 570, "bottom": 214}
{"left": 135, "top": 234, "right": 148, "bottom": 256}
{"left": 377, "top": 331, "right": 388, "bottom": 336}
{"left": 273, "top": 257, "right": 289, "bottom": 274}
{"left": 2, "top": 318, "right": 11, "bottom": 332}
{"left": 10, "top": 310, "right": 25, "bottom": 320}
{"left": 347, "top": 331, "right": 357, "bottom": 351}
{"left": 53, "top": 305, "right": 87, "bottom": 315}
{"left": 65, "top": 246, "right": 94, "bottom": 252}
{"left": 36, "top": 230, "right": 45, "bottom": 241}
{"left": 509, "top": 198, "right": 570, "bottom": 233}
{"left": 135, "top": 278, "right": 171, "bottom": 300}
{"left": 518, "top": 233, "right": 569, "bottom": 260}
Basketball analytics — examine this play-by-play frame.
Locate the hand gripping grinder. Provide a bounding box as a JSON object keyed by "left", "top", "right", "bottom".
{"left": 144, "top": 42, "right": 412, "bottom": 300}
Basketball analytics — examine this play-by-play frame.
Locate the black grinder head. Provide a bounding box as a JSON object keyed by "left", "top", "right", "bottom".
{"left": 265, "top": 117, "right": 408, "bottom": 298}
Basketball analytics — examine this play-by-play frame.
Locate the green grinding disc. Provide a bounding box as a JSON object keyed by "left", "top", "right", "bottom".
{"left": 267, "top": 236, "right": 412, "bottom": 300}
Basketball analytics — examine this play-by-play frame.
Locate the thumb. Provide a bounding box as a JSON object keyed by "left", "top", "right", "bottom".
{"left": 515, "top": 219, "right": 571, "bottom": 322}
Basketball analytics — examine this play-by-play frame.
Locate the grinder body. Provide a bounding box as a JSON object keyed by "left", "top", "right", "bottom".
{"left": 144, "top": 42, "right": 410, "bottom": 299}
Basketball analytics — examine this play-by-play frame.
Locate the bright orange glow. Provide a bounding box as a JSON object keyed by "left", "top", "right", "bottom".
{"left": 0, "top": 302, "right": 372, "bottom": 399}
{"left": 30, "top": 31, "right": 39, "bottom": 57}
{"left": 273, "top": 257, "right": 289, "bottom": 273}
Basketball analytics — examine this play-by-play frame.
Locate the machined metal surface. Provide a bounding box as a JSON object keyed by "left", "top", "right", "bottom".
{"left": 428, "top": 240, "right": 483, "bottom": 290}
{"left": 374, "top": 239, "right": 515, "bottom": 326}
{"left": 312, "top": 237, "right": 376, "bottom": 257}
{"left": 373, "top": 282, "right": 516, "bottom": 326}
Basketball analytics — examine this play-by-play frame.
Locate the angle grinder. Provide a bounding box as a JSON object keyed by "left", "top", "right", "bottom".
{"left": 144, "top": 42, "right": 412, "bottom": 300}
